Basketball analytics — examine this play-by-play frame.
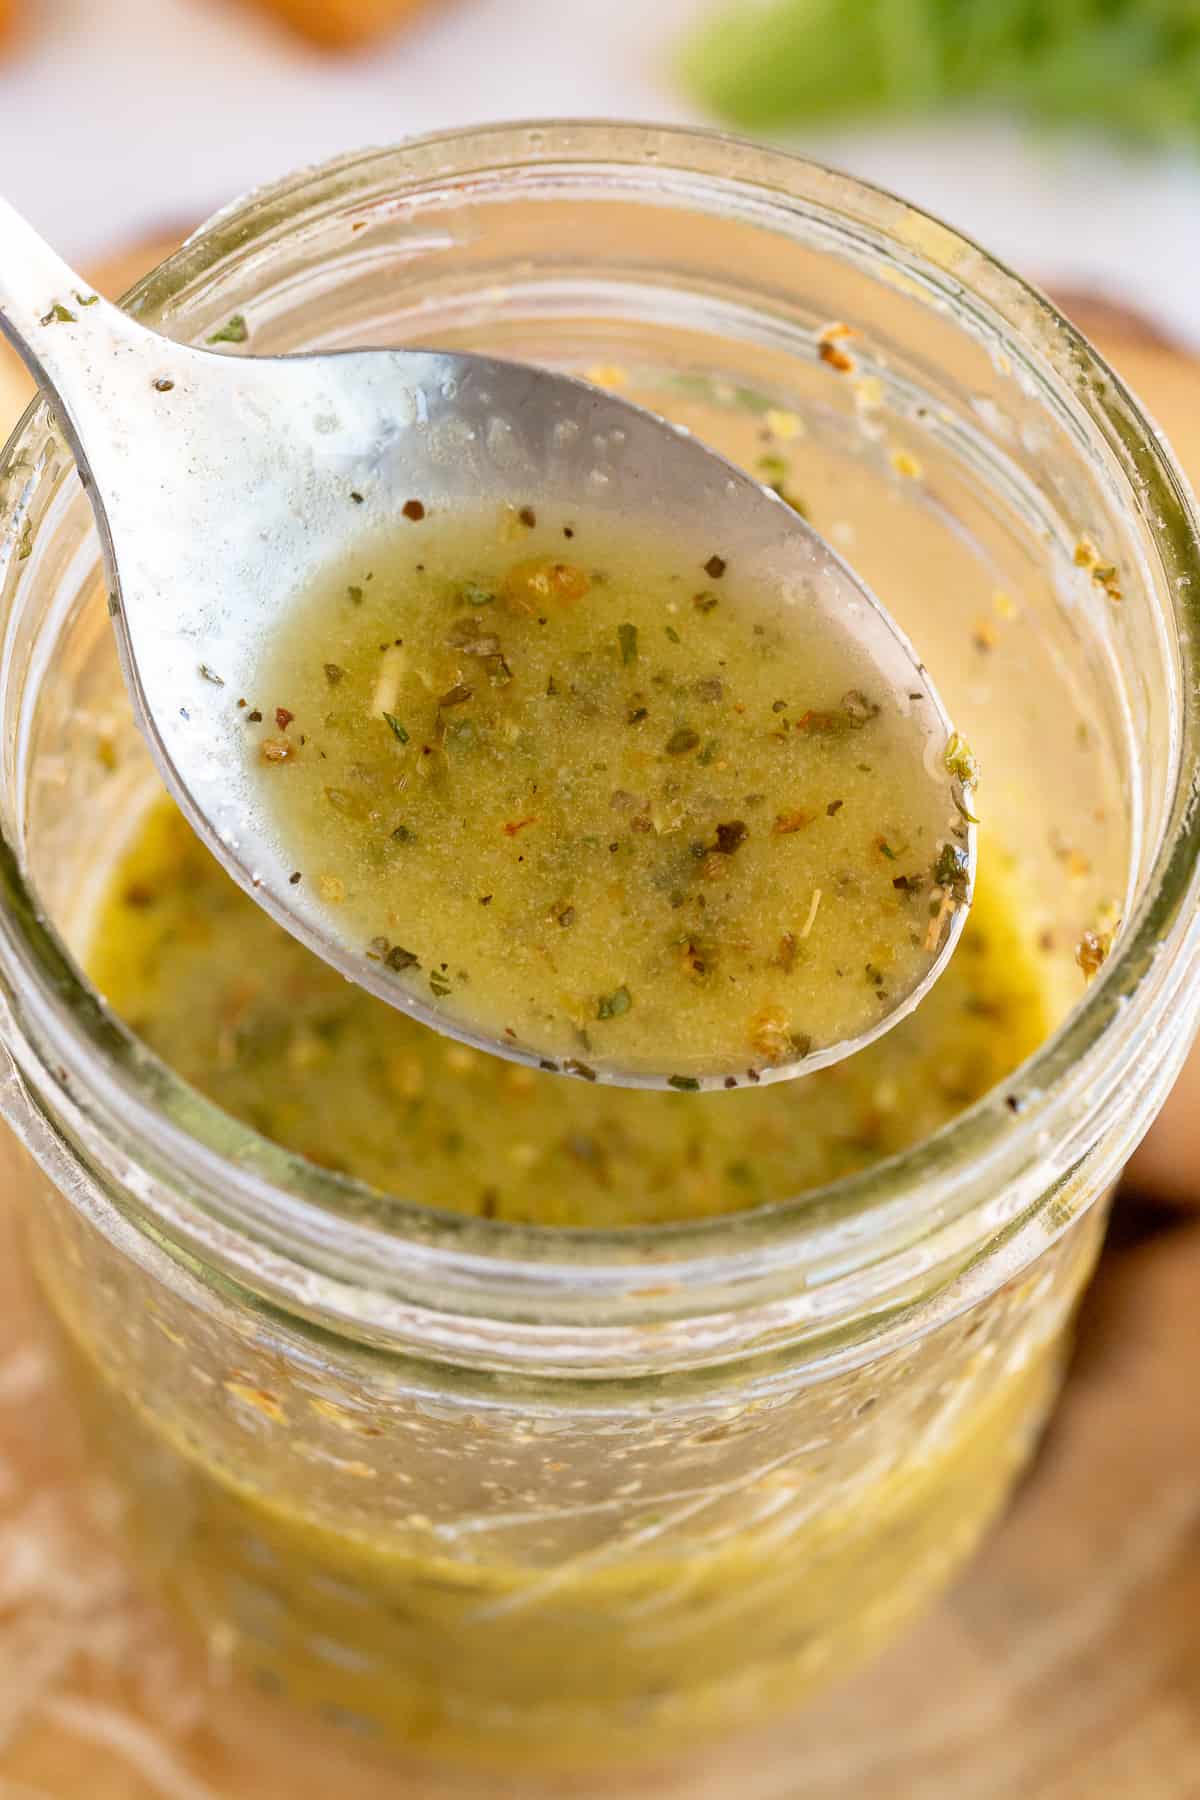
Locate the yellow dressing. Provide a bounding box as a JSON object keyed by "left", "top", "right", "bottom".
{"left": 90, "top": 799, "right": 1041, "bottom": 1228}
{"left": 242, "top": 505, "right": 971, "bottom": 1084}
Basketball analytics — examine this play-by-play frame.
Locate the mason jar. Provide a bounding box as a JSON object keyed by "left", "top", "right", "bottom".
{"left": 1, "top": 123, "right": 1197, "bottom": 1799}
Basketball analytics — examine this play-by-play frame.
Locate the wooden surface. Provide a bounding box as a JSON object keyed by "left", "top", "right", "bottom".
{"left": 2, "top": 271, "right": 1200, "bottom": 1795}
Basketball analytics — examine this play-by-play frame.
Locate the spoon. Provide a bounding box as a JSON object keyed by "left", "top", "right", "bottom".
{"left": 0, "top": 196, "right": 975, "bottom": 1090}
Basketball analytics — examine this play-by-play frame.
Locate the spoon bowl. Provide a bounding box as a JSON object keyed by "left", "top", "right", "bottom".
{"left": 0, "top": 195, "right": 975, "bottom": 1089}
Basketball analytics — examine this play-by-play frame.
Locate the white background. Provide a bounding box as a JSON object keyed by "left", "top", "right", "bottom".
{"left": 3, "top": 0, "right": 1200, "bottom": 344}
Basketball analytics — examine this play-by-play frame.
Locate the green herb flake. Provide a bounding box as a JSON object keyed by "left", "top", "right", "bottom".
{"left": 347, "top": 585, "right": 363, "bottom": 605}
{"left": 597, "top": 985, "right": 632, "bottom": 1020}
{"left": 324, "top": 663, "right": 345, "bottom": 686}
{"left": 75, "top": 291, "right": 99, "bottom": 308}
{"left": 665, "top": 625, "right": 682, "bottom": 644}
{"left": 207, "top": 313, "right": 248, "bottom": 346}
{"left": 40, "top": 303, "right": 76, "bottom": 326}
{"left": 429, "top": 970, "right": 452, "bottom": 998}
{"left": 618, "top": 622, "right": 639, "bottom": 664}
{"left": 697, "top": 739, "right": 719, "bottom": 766}
{"left": 383, "top": 713, "right": 410, "bottom": 744}
{"left": 944, "top": 731, "right": 981, "bottom": 786}
{"left": 386, "top": 944, "right": 420, "bottom": 972}
{"left": 665, "top": 726, "right": 700, "bottom": 756}
{"left": 463, "top": 583, "right": 496, "bottom": 607}
{"left": 668, "top": 1074, "right": 701, "bottom": 1091}
{"left": 934, "top": 842, "right": 970, "bottom": 899}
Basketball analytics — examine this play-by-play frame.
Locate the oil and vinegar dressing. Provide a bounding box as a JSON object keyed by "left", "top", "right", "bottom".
{"left": 243, "top": 504, "right": 972, "bottom": 1085}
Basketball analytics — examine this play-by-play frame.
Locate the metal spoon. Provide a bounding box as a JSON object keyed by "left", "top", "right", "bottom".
{"left": 0, "top": 197, "right": 974, "bottom": 1090}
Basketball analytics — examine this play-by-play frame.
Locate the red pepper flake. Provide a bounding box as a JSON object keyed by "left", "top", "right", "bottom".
{"left": 703, "top": 554, "right": 727, "bottom": 580}
{"left": 247, "top": 709, "right": 263, "bottom": 723}
{"left": 773, "top": 810, "right": 813, "bottom": 835}
{"left": 503, "top": 816, "right": 539, "bottom": 837}
{"left": 518, "top": 506, "right": 537, "bottom": 527}
{"left": 275, "top": 707, "right": 294, "bottom": 731}
{"left": 403, "top": 499, "right": 426, "bottom": 521}
{"left": 795, "top": 709, "right": 838, "bottom": 734}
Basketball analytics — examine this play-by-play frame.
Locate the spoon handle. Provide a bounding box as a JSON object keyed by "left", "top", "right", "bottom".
{"left": 0, "top": 195, "right": 167, "bottom": 427}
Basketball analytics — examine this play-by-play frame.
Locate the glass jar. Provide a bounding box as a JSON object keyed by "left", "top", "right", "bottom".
{"left": 1, "top": 123, "right": 1198, "bottom": 1798}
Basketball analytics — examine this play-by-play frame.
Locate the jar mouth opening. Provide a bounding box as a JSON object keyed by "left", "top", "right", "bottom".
{"left": 4, "top": 121, "right": 1200, "bottom": 1295}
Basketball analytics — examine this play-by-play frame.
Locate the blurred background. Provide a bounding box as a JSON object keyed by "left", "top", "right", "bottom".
{"left": 3, "top": 0, "right": 1200, "bottom": 346}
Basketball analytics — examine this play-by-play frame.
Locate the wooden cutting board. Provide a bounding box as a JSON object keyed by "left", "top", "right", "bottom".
{"left": 2, "top": 267, "right": 1200, "bottom": 1797}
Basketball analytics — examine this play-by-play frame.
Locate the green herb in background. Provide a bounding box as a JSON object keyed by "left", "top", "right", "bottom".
{"left": 681, "top": 0, "right": 1200, "bottom": 145}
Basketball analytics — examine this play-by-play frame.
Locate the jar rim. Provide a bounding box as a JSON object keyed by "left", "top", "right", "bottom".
{"left": 3, "top": 121, "right": 1198, "bottom": 1364}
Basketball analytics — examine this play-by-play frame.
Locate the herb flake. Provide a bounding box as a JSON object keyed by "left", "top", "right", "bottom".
{"left": 207, "top": 313, "right": 248, "bottom": 346}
